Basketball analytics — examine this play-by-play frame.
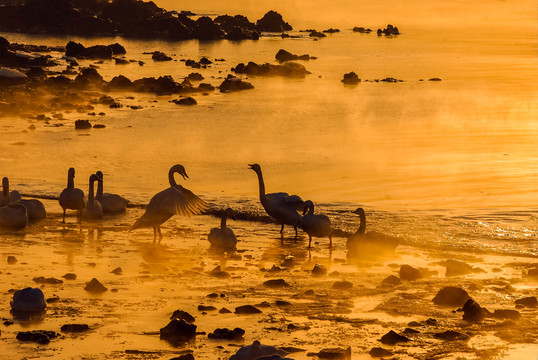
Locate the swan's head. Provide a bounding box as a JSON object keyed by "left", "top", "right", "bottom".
{"left": 2, "top": 177, "right": 8, "bottom": 196}
{"left": 68, "top": 167, "right": 75, "bottom": 178}
{"left": 248, "top": 163, "right": 261, "bottom": 173}
{"left": 353, "top": 208, "right": 366, "bottom": 217}
{"left": 302, "top": 200, "right": 314, "bottom": 215}
{"left": 90, "top": 174, "right": 102, "bottom": 183}
{"left": 96, "top": 171, "right": 103, "bottom": 180}
{"left": 224, "top": 207, "right": 236, "bottom": 221}
{"left": 170, "top": 164, "right": 188, "bottom": 180}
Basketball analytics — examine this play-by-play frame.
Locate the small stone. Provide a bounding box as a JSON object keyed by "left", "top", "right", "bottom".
{"left": 206, "top": 293, "right": 219, "bottom": 298}
{"left": 332, "top": 280, "right": 353, "bottom": 290}
{"left": 369, "top": 347, "right": 393, "bottom": 357}
{"left": 111, "top": 267, "right": 122, "bottom": 275}
{"left": 61, "top": 324, "right": 90, "bottom": 333}
{"left": 432, "top": 286, "right": 470, "bottom": 307}
{"left": 46, "top": 297, "right": 60, "bottom": 303}
{"left": 515, "top": 296, "right": 537, "bottom": 308}
{"left": 492, "top": 309, "right": 521, "bottom": 321}
{"left": 170, "top": 310, "right": 195, "bottom": 323}
{"left": 276, "top": 300, "right": 292, "bottom": 306}
{"left": 462, "top": 298, "right": 484, "bottom": 322}
{"left": 16, "top": 330, "right": 58, "bottom": 344}
{"left": 62, "top": 273, "right": 77, "bottom": 280}
{"left": 173, "top": 97, "right": 197, "bottom": 106}
{"left": 33, "top": 276, "right": 63, "bottom": 285}
{"left": 7, "top": 256, "right": 17, "bottom": 264}
{"left": 434, "top": 330, "right": 470, "bottom": 341}
{"left": 75, "top": 119, "right": 92, "bottom": 129}
{"left": 263, "top": 279, "right": 290, "bottom": 288}
{"left": 198, "top": 305, "right": 217, "bottom": 311}
{"left": 317, "top": 347, "right": 351, "bottom": 359}
{"left": 208, "top": 327, "right": 245, "bottom": 340}
{"left": 445, "top": 259, "right": 474, "bottom": 277}
{"left": 159, "top": 319, "right": 197, "bottom": 340}
{"left": 399, "top": 265, "right": 423, "bottom": 281}
{"left": 403, "top": 327, "right": 420, "bottom": 334}
{"left": 381, "top": 275, "right": 401, "bottom": 286}
{"left": 379, "top": 330, "right": 410, "bottom": 345}
{"left": 235, "top": 305, "right": 262, "bottom": 314}
{"left": 219, "top": 307, "right": 232, "bottom": 314}
{"left": 84, "top": 278, "right": 108, "bottom": 293}
{"left": 312, "top": 264, "right": 327, "bottom": 276}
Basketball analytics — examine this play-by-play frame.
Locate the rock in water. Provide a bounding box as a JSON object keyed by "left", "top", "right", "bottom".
{"left": 263, "top": 279, "right": 290, "bottom": 288}
{"left": 341, "top": 72, "right": 360, "bottom": 85}
{"left": 75, "top": 119, "right": 92, "bottom": 129}
{"left": 230, "top": 340, "right": 288, "bottom": 360}
{"left": 235, "top": 305, "right": 263, "bottom": 314}
{"left": 159, "top": 319, "right": 197, "bottom": 341}
{"left": 312, "top": 264, "right": 328, "bottom": 276}
{"left": 61, "top": 324, "right": 90, "bottom": 333}
{"left": 7, "top": 255, "right": 17, "bottom": 264}
{"left": 208, "top": 327, "right": 245, "bottom": 340}
{"left": 11, "top": 288, "right": 46, "bottom": 313}
{"left": 434, "top": 330, "right": 470, "bottom": 341}
{"left": 381, "top": 275, "right": 401, "bottom": 287}
{"left": 84, "top": 278, "right": 108, "bottom": 293}
{"left": 256, "top": 11, "right": 292, "bottom": 32}
{"left": 173, "top": 97, "right": 197, "bottom": 106}
{"left": 432, "top": 286, "right": 471, "bottom": 307}
{"left": 332, "top": 280, "right": 353, "bottom": 290}
{"left": 170, "top": 310, "right": 195, "bottom": 323}
{"left": 16, "top": 330, "right": 58, "bottom": 344}
{"left": 445, "top": 259, "right": 475, "bottom": 276}
{"left": 399, "top": 265, "right": 423, "bottom": 281}
{"left": 369, "top": 347, "right": 393, "bottom": 357}
{"left": 515, "top": 296, "right": 537, "bottom": 308}
{"left": 317, "top": 347, "right": 351, "bottom": 359}
{"left": 462, "top": 298, "right": 484, "bottom": 322}
{"left": 379, "top": 330, "right": 410, "bottom": 345}
{"left": 492, "top": 309, "right": 521, "bottom": 321}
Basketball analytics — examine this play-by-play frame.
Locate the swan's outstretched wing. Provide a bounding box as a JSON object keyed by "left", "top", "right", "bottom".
{"left": 173, "top": 185, "right": 209, "bottom": 216}
{"left": 267, "top": 192, "right": 304, "bottom": 211}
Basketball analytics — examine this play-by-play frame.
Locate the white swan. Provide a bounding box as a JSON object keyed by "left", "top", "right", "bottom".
{"left": 83, "top": 174, "right": 103, "bottom": 220}
{"left": 95, "top": 170, "right": 128, "bottom": 213}
{"left": 300, "top": 200, "right": 332, "bottom": 248}
{"left": 208, "top": 208, "right": 237, "bottom": 252}
{"left": 131, "top": 164, "right": 208, "bottom": 243}
{"left": 346, "top": 208, "right": 399, "bottom": 257}
{"left": 2, "top": 177, "right": 46, "bottom": 220}
{"left": 59, "top": 167, "right": 85, "bottom": 223}
{"left": 248, "top": 163, "right": 304, "bottom": 236}
{"left": 0, "top": 177, "right": 27, "bottom": 229}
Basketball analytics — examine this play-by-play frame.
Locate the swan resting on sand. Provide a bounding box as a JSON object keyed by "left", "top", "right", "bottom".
{"left": 248, "top": 163, "right": 304, "bottom": 236}
{"left": 131, "top": 164, "right": 208, "bottom": 243}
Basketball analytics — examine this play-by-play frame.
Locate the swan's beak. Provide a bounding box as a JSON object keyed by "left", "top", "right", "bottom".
{"left": 95, "top": 174, "right": 103, "bottom": 182}
{"left": 181, "top": 172, "right": 189, "bottom": 180}
{"left": 248, "top": 164, "right": 255, "bottom": 170}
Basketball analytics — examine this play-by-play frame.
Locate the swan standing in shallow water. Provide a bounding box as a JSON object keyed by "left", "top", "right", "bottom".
{"left": 83, "top": 174, "right": 103, "bottom": 220}
{"left": 2, "top": 177, "right": 46, "bottom": 220}
{"left": 208, "top": 208, "right": 237, "bottom": 252}
{"left": 0, "top": 177, "right": 27, "bottom": 229}
{"left": 95, "top": 171, "right": 128, "bottom": 213}
{"left": 346, "top": 208, "right": 399, "bottom": 257}
{"left": 59, "top": 168, "right": 85, "bottom": 223}
{"left": 300, "top": 200, "right": 333, "bottom": 248}
{"left": 248, "top": 163, "right": 304, "bottom": 236}
{"left": 131, "top": 164, "right": 208, "bottom": 243}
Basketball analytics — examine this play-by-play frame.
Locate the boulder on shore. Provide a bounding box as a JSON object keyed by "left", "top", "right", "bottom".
{"left": 432, "top": 286, "right": 471, "bottom": 307}
{"left": 11, "top": 287, "right": 46, "bottom": 313}
{"left": 256, "top": 11, "right": 292, "bottom": 32}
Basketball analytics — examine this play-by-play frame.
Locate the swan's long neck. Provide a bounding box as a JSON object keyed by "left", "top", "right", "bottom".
{"left": 220, "top": 214, "right": 227, "bottom": 230}
{"left": 88, "top": 179, "right": 95, "bottom": 203}
{"left": 169, "top": 169, "right": 179, "bottom": 189}
{"left": 97, "top": 179, "right": 103, "bottom": 198}
{"left": 255, "top": 170, "right": 267, "bottom": 204}
{"left": 356, "top": 212, "right": 366, "bottom": 235}
{"left": 68, "top": 173, "right": 74, "bottom": 189}
{"left": 1, "top": 181, "right": 8, "bottom": 206}
{"left": 306, "top": 204, "right": 314, "bottom": 215}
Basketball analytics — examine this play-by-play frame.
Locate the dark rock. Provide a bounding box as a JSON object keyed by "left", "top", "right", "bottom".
{"left": 378, "top": 24, "right": 400, "bottom": 36}
{"left": 312, "top": 264, "right": 327, "bottom": 276}
{"left": 159, "top": 319, "right": 197, "bottom": 341}
{"left": 379, "top": 330, "right": 410, "bottom": 345}
{"left": 445, "top": 259, "right": 475, "bottom": 276}
{"left": 263, "top": 279, "right": 290, "bottom": 288}
{"left": 75, "top": 119, "right": 92, "bottom": 129}
{"left": 170, "top": 354, "right": 195, "bottom": 360}
{"left": 219, "top": 76, "right": 254, "bottom": 92}
{"left": 429, "top": 77, "right": 442, "bottom": 81}
{"left": 173, "top": 97, "right": 197, "bottom": 106}
{"left": 84, "top": 278, "right": 107, "bottom": 293}
{"left": 197, "top": 83, "right": 215, "bottom": 92}
{"left": 214, "top": 15, "right": 260, "bottom": 40}
{"left": 194, "top": 16, "right": 225, "bottom": 40}
{"left": 232, "top": 61, "right": 310, "bottom": 78}
{"left": 515, "top": 296, "right": 537, "bottom": 308}
{"left": 11, "top": 287, "right": 46, "bottom": 313}
{"left": 114, "top": 58, "right": 129, "bottom": 65}
{"left": 275, "top": 49, "right": 313, "bottom": 62}
{"left": 151, "top": 51, "right": 172, "bottom": 61}
{"left": 170, "top": 310, "right": 195, "bottom": 323}
{"left": 403, "top": 327, "right": 420, "bottom": 334}
{"left": 93, "top": 124, "right": 106, "bottom": 129}
{"left": 108, "top": 75, "right": 133, "bottom": 89}
{"left": 316, "top": 347, "right": 351, "bottom": 359}
{"left": 322, "top": 28, "right": 340, "bottom": 33}
{"left": 235, "top": 305, "right": 262, "bottom": 314}
{"left": 66, "top": 41, "right": 124, "bottom": 59}
{"left": 230, "top": 341, "right": 288, "bottom": 360}
{"left": 186, "top": 72, "right": 204, "bottom": 81}
{"left": 276, "top": 300, "right": 292, "bottom": 306}
{"left": 61, "top": 324, "right": 90, "bottom": 333}
{"left": 16, "top": 330, "right": 58, "bottom": 344}
{"left": 46, "top": 297, "right": 60, "bottom": 303}
{"left": 198, "top": 305, "right": 217, "bottom": 311}
{"left": 219, "top": 307, "right": 232, "bottom": 314}
{"left": 432, "top": 286, "right": 471, "bottom": 307}
{"left": 332, "top": 280, "right": 353, "bottom": 290}
{"left": 62, "top": 273, "right": 77, "bottom": 280}
{"left": 75, "top": 67, "right": 105, "bottom": 88}
{"left": 369, "top": 347, "right": 393, "bottom": 357}
{"left": 33, "top": 276, "right": 63, "bottom": 285}
{"left": 381, "top": 275, "right": 401, "bottom": 287}
{"left": 352, "top": 27, "right": 372, "bottom": 33}
{"left": 7, "top": 255, "right": 17, "bottom": 264}
{"left": 256, "top": 11, "right": 292, "bottom": 32}
{"left": 399, "top": 265, "right": 423, "bottom": 281}
{"left": 199, "top": 57, "right": 212, "bottom": 65}
{"left": 208, "top": 327, "right": 245, "bottom": 340}
{"left": 462, "top": 298, "right": 484, "bottom": 322}
{"left": 309, "top": 30, "right": 326, "bottom": 38}
{"left": 380, "top": 77, "right": 402, "bottom": 83}
{"left": 434, "top": 330, "right": 470, "bottom": 341}
{"left": 424, "top": 318, "right": 438, "bottom": 326}
{"left": 341, "top": 72, "right": 360, "bottom": 85}
{"left": 492, "top": 309, "right": 521, "bottom": 321}
{"left": 111, "top": 267, "right": 122, "bottom": 275}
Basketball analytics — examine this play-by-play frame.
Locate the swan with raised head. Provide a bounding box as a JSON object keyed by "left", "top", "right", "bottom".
{"left": 300, "top": 200, "right": 332, "bottom": 248}
{"left": 2, "top": 177, "right": 46, "bottom": 220}
{"left": 59, "top": 167, "right": 85, "bottom": 223}
{"left": 131, "top": 164, "right": 208, "bottom": 243}
{"left": 95, "top": 170, "right": 128, "bottom": 213}
{"left": 0, "top": 177, "right": 27, "bottom": 229}
{"left": 248, "top": 163, "right": 304, "bottom": 236}
{"left": 83, "top": 174, "right": 103, "bottom": 219}
{"left": 208, "top": 208, "right": 237, "bottom": 252}
{"left": 346, "top": 208, "right": 399, "bottom": 257}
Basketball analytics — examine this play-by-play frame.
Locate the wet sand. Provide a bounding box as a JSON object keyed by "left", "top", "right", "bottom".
{"left": 1, "top": 200, "right": 537, "bottom": 359}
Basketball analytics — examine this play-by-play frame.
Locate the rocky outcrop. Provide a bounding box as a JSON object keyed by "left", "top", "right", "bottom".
{"left": 151, "top": 51, "right": 172, "bottom": 61}
{"left": 341, "top": 72, "right": 360, "bottom": 85}
{"left": 11, "top": 287, "right": 46, "bottom": 313}
{"left": 66, "top": 41, "right": 126, "bottom": 59}
{"left": 377, "top": 24, "right": 400, "bottom": 36}
{"left": 432, "top": 286, "right": 471, "bottom": 307}
{"left": 160, "top": 319, "right": 197, "bottom": 341}
{"left": 232, "top": 61, "right": 310, "bottom": 78}
{"left": 353, "top": 27, "right": 372, "bottom": 33}
{"left": 275, "top": 49, "right": 314, "bottom": 62}
{"left": 256, "top": 11, "right": 292, "bottom": 32}
{"left": 219, "top": 76, "right": 254, "bottom": 92}
{"left": 214, "top": 15, "right": 260, "bottom": 40}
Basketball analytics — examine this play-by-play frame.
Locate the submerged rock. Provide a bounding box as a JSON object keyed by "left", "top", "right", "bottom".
{"left": 33, "top": 276, "right": 63, "bottom": 285}
{"left": 379, "top": 330, "right": 410, "bottom": 345}
{"left": 11, "top": 287, "right": 46, "bottom": 313}
{"left": 173, "top": 97, "right": 197, "bottom": 106}
{"left": 316, "top": 347, "right": 351, "bottom": 359}
{"left": 341, "top": 72, "right": 360, "bottom": 85}
{"left": 275, "top": 49, "right": 314, "bottom": 62}
{"left": 66, "top": 41, "right": 125, "bottom": 59}
{"left": 151, "top": 51, "right": 172, "bottom": 61}
{"left": 84, "top": 278, "right": 108, "bottom": 293}
{"left": 332, "top": 280, "right": 353, "bottom": 290}
{"left": 61, "top": 324, "right": 90, "bottom": 333}
{"left": 399, "top": 265, "right": 423, "bottom": 281}
{"left": 353, "top": 26, "right": 372, "bottom": 33}
{"left": 208, "top": 327, "right": 245, "bottom": 340}
{"left": 218, "top": 76, "right": 254, "bottom": 93}
{"left": 432, "top": 286, "right": 470, "bottom": 307}
{"left": 492, "top": 309, "right": 521, "bottom": 321}
{"left": 434, "top": 330, "right": 470, "bottom": 341}
{"left": 369, "top": 347, "right": 393, "bottom": 357}
{"left": 232, "top": 61, "right": 310, "bottom": 78}
{"left": 381, "top": 275, "right": 401, "bottom": 287}
{"left": 515, "top": 296, "right": 537, "bottom": 308}
{"left": 235, "top": 305, "right": 262, "bottom": 314}
{"left": 462, "top": 298, "right": 484, "bottom": 322}
{"left": 198, "top": 305, "right": 217, "bottom": 311}
{"left": 263, "top": 279, "right": 290, "bottom": 288}
{"left": 16, "top": 330, "right": 58, "bottom": 344}
{"left": 230, "top": 340, "right": 288, "bottom": 360}
{"left": 160, "top": 319, "right": 197, "bottom": 341}
{"left": 170, "top": 310, "right": 195, "bottom": 323}
{"left": 445, "top": 259, "right": 475, "bottom": 276}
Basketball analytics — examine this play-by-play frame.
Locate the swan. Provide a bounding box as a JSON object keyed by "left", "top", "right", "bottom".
{"left": 0, "top": 178, "right": 27, "bottom": 229}
{"left": 59, "top": 167, "right": 85, "bottom": 223}
{"left": 130, "top": 164, "right": 208, "bottom": 243}
{"left": 95, "top": 171, "right": 128, "bottom": 213}
{"left": 1, "top": 177, "right": 46, "bottom": 220}
{"left": 300, "top": 200, "right": 332, "bottom": 248}
{"left": 83, "top": 174, "right": 103, "bottom": 220}
{"left": 248, "top": 163, "right": 304, "bottom": 236}
{"left": 346, "top": 208, "right": 399, "bottom": 257}
{"left": 208, "top": 208, "right": 237, "bottom": 252}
